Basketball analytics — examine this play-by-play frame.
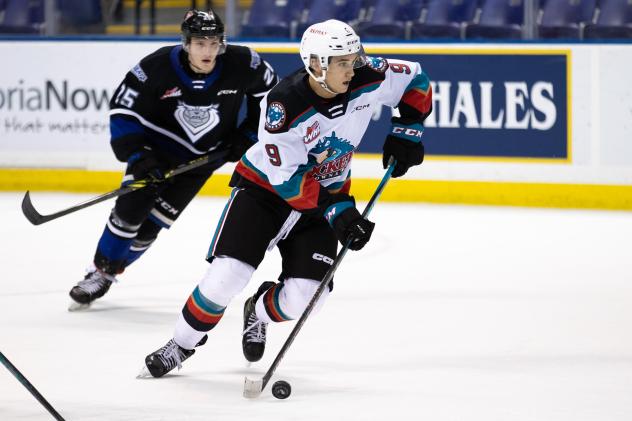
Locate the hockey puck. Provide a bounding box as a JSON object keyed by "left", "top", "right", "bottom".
{"left": 271, "top": 380, "right": 291, "bottom": 399}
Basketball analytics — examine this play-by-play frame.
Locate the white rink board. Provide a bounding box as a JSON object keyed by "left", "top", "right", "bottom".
{"left": 1, "top": 41, "right": 631, "bottom": 185}
{"left": 0, "top": 41, "right": 168, "bottom": 171}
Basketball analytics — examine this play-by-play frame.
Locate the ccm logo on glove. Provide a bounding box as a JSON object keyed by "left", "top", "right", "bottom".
{"left": 312, "top": 253, "right": 334, "bottom": 265}
{"left": 392, "top": 126, "right": 423, "bottom": 139}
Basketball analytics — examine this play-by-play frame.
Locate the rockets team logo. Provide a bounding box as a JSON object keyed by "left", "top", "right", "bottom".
{"left": 265, "top": 101, "right": 286, "bottom": 131}
{"left": 174, "top": 101, "right": 220, "bottom": 142}
{"left": 309, "top": 131, "right": 354, "bottom": 181}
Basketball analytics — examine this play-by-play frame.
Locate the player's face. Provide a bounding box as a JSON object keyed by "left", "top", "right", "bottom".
{"left": 325, "top": 54, "right": 360, "bottom": 94}
{"left": 187, "top": 37, "right": 222, "bottom": 73}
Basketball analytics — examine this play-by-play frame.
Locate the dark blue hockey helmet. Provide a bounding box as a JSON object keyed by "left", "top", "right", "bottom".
{"left": 181, "top": 10, "right": 226, "bottom": 52}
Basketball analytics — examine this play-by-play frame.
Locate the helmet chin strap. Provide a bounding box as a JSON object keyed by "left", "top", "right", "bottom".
{"left": 306, "top": 67, "right": 338, "bottom": 95}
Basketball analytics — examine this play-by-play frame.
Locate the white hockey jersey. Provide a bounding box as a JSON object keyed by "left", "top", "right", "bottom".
{"left": 232, "top": 56, "right": 432, "bottom": 215}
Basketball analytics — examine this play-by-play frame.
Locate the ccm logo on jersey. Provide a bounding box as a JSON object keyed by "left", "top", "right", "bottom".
{"left": 265, "top": 101, "right": 286, "bottom": 131}
{"left": 161, "top": 87, "right": 182, "bottom": 100}
{"left": 217, "top": 89, "right": 238, "bottom": 95}
{"left": 312, "top": 253, "right": 334, "bottom": 265}
{"left": 392, "top": 127, "right": 423, "bottom": 138}
{"left": 352, "top": 104, "right": 370, "bottom": 112}
{"left": 303, "top": 121, "right": 320, "bottom": 144}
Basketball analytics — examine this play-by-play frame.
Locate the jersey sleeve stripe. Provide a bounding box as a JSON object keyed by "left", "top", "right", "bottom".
{"left": 401, "top": 72, "right": 432, "bottom": 113}
{"left": 110, "top": 116, "right": 146, "bottom": 140}
{"left": 401, "top": 87, "right": 432, "bottom": 114}
{"left": 109, "top": 108, "right": 211, "bottom": 155}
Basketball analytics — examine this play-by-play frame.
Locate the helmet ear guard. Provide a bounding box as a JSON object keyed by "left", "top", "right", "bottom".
{"left": 181, "top": 9, "right": 226, "bottom": 54}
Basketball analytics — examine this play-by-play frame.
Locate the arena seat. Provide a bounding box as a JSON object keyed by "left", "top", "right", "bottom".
{"left": 296, "top": 0, "right": 366, "bottom": 36}
{"left": 538, "top": 0, "right": 596, "bottom": 39}
{"left": 584, "top": 0, "right": 632, "bottom": 39}
{"left": 465, "top": 0, "right": 524, "bottom": 39}
{"left": 357, "top": 0, "right": 424, "bottom": 40}
{"left": 240, "top": 0, "right": 307, "bottom": 39}
{"left": 57, "top": 0, "right": 102, "bottom": 26}
{"left": 0, "top": 0, "right": 43, "bottom": 34}
{"left": 410, "top": 0, "right": 479, "bottom": 40}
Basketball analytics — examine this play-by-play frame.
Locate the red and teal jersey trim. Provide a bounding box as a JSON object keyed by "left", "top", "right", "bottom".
{"left": 325, "top": 177, "right": 351, "bottom": 195}
{"left": 235, "top": 156, "right": 351, "bottom": 212}
{"left": 401, "top": 71, "right": 432, "bottom": 115}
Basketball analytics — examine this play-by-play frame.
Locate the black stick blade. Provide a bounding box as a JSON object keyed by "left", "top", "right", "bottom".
{"left": 18, "top": 151, "right": 229, "bottom": 227}
{"left": 21, "top": 191, "right": 46, "bottom": 225}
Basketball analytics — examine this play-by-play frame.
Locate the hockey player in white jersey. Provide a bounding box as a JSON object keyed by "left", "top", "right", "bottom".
{"left": 141, "top": 19, "right": 432, "bottom": 378}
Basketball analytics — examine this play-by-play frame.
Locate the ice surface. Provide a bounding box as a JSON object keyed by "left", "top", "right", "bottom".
{"left": 1, "top": 192, "right": 632, "bottom": 420}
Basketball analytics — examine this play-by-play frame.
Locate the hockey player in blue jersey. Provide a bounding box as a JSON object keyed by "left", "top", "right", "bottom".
{"left": 67, "top": 9, "right": 278, "bottom": 310}
{"left": 141, "top": 19, "right": 432, "bottom": 377}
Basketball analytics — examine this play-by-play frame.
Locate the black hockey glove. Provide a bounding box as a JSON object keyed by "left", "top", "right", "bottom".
{"left": 382, "top": 135, "right": 425, "bottom": 178}
{"left": 325, "top": 194, "right": 375, "bottom": 251}
{"left": 127, "top": 146, "right": 166, "bottom": 183}
{"left": 226, "top": 128, "right": 257, "bottom": 162}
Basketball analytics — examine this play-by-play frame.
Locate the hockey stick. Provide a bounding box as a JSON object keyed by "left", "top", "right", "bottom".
{"left": 0, "top": 351, "right": 66, "bottom": 420}
{"left": 243, "top": 158, "right": 396, "bottom": 399}
{"left": 21, "top": 150, "right": 229, "bottom": 226}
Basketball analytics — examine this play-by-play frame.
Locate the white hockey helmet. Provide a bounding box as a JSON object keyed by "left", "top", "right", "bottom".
{"left": 300, "top": 19, "right": 366, "bottom": 93}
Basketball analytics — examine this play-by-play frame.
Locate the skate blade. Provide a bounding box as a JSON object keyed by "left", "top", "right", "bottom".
{"left": 136, "top": 365, "right": 153, "bottom": 379}
{"left": 68, "top": 301, "right": 91, "bottom": 312}
{"left": 243, "top": 377, "right": 263, "bottom": 399}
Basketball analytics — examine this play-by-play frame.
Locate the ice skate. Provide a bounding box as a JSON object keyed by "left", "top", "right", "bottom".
{"left": 242, "top": 282, "right": 275, "bottom": 362}
{"left": 139, "top": 335, "right": 207, "bottom": 378}
{"left": 68, "top": 268, "right": 116, "bottom": 311}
